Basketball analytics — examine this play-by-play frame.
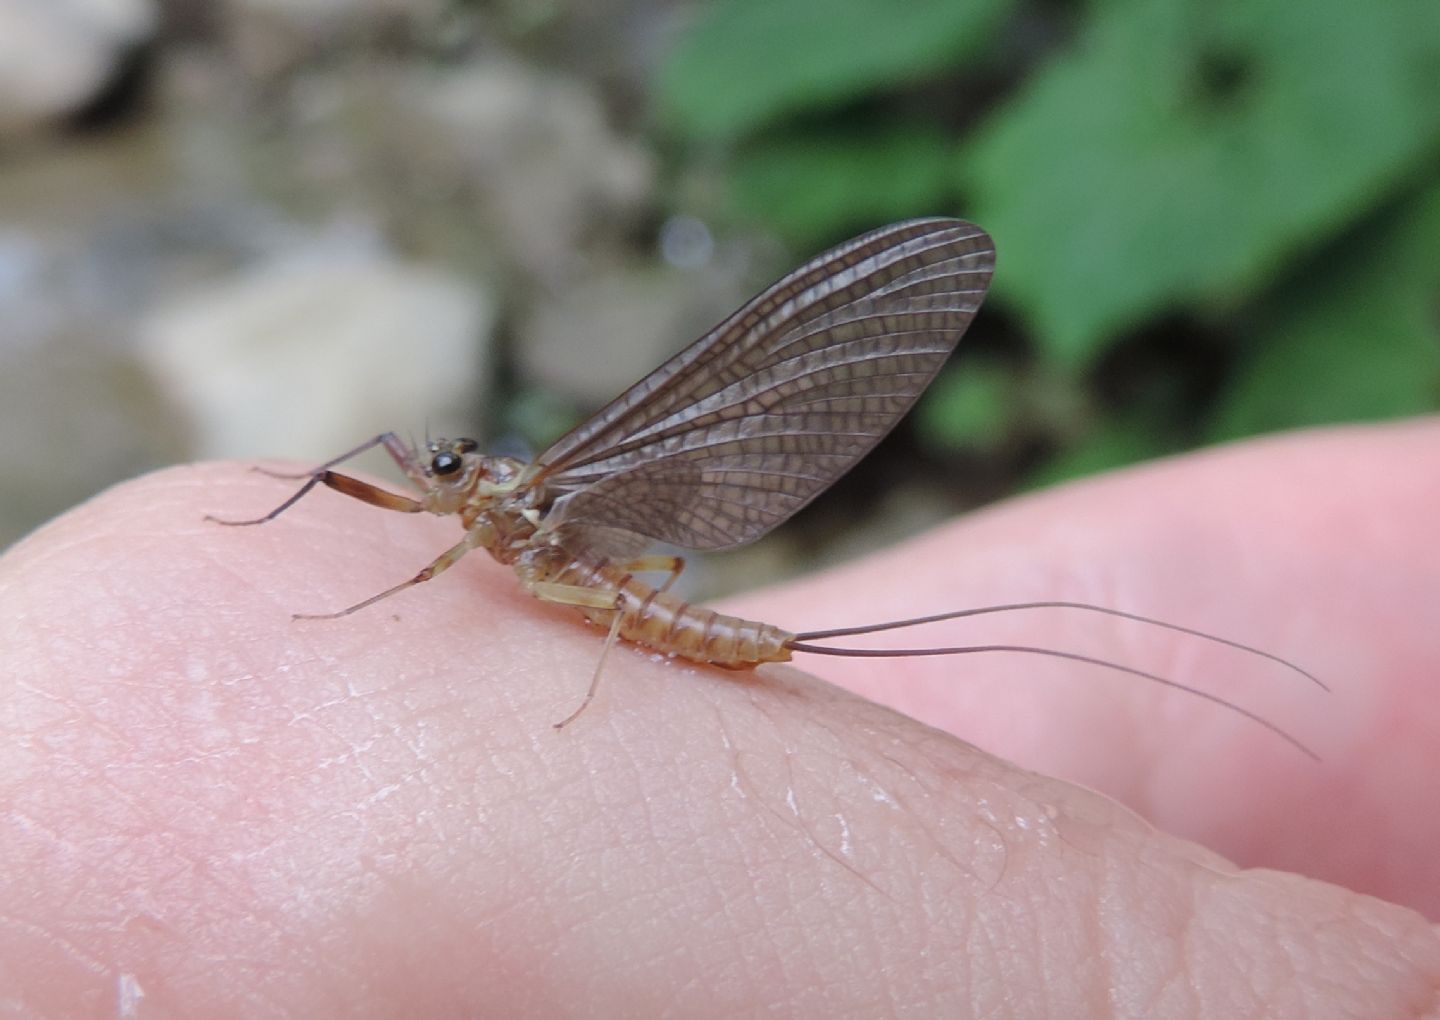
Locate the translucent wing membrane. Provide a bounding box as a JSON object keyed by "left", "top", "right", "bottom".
{"left": 535, "top": 219, "right": 995, "bottom": 551}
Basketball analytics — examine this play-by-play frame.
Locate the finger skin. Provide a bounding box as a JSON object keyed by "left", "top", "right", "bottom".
{"left": 0, "top": 447, "right": 1435, "bottom": 1016}
{"left": 725, "top": 417, "right": 1440, "bottom": 919}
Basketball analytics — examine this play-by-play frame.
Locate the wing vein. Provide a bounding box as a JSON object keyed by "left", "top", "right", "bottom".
{"left": 535, "top": 218, "right": 994, "bottom": 552}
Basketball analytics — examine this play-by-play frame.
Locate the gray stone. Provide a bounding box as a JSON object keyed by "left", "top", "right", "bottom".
{"left": 0, "top": 0, "right": 158, "bottom": 134}
{"left": 139, "top": 250, "right": 495, "bottom": 463}
{"left": 393, "top": 58, "right": 654, "bottom": 281}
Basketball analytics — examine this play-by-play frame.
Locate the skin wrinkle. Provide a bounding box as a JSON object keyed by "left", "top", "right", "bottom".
{"left": 1151, "top": 856, "right": 1216, "bottom": 1013}
{"left": 774, "top": 711, "right": 904, "bottom": 880}
{"left": 739, "top": 735, "right": 885, "bottom": 899}
{"left": 1168, "top": 877, "right": 1207, "bottom": 1015}
{"left": 723, "top": 744, "right": 844, "bottom": 982}
{"left": 714, "top": 765, "right": 795, "bottom": 1006}
{"left": 782, "top": 755, "right": 891, "bottom": 900}
{"left": 806, "top": 714, "right": 1077, "bottom": 1008}
{"left": 713, "top": 735, "right": 811, "bottom": 924}
{"left": 1230, "top": 881, "right": 1294, "bottom": 1011}
{"left": 873, "top": 749, "right": 1011, "bottom": 893}
{"left": 734, "top": 686, "right": 920, "bottom": 899}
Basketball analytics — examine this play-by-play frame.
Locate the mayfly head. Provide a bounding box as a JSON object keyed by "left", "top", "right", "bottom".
{"left": 418, "top": 436, "right": 482, "bottom": 512}
{"left": 418, "top": 437, "right": 527, "bottom": 515}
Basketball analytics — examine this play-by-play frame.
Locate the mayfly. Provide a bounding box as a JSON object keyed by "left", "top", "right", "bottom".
{"left": 212, "top": 219, "right": 1324, "bottom": 751}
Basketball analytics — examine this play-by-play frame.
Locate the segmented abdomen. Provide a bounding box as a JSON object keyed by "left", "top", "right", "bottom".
{"left": 516, "top": 545, "right": 794, "bottom": 667}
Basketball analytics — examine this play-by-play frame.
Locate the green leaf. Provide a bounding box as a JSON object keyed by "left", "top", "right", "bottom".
{"left": 659, "top": 0, "right": 1012, "bottom": 141}
{"left": 960, "top": 0, "right": 1440, "bottom": 365}
{"left": 1207, "top": 183, "right": 1440, "bottom": 440}
{"left": 731, "top": 126, "right": 955, "bottom": 247}
{"left": 913, "top": 358, "right": 1019, "bottom": 453}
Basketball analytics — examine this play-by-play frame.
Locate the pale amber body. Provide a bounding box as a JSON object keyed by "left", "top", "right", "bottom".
{"left": 528, "top": 544, "right": 794, "bottom": 667}
{"left": 460, "top": 498, "right": 794, "bottom": 668}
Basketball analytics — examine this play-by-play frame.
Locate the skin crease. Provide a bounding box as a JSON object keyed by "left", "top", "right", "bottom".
{"left": 0, "top": 419, "right": 1436, "bottom": 1017}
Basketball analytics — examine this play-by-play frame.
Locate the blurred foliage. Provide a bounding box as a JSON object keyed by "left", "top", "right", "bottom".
{"left": 659, "top": 0, "right": 1011, "bottom": 140}
{"left": 659, "top": 0, "right": 1440, "bottom": 487}
{"left": 729, "top": 125, "right": 954, "bottom": 244}
{"left": 913, "top": 357, "right": 1022, "bottom": 453}
{"left": 1209, "top": 182, "right": 1440, "bottom": 440}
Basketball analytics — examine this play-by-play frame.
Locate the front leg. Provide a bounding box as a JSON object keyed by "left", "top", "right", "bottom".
{"left": 208, "top": 470, "right": 425, "bottom": 527}
{"left": 209, "top": 433, "right": 428, "bottom": 526}
{"left": 252, "top": 432, "right": 427, "bottom": 483}
{"left": 294, "top": 529, "right": 485, "bottom": 619}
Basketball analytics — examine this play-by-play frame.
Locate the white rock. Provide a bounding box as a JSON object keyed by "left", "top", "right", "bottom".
{"left": 397, "top": 59, "right": 654, "bottom": 281}
{"left": 0, "top": 0, "right": 158, "bottom": 134}
{"left": 140, "top": 250, "right": 494, "bottom": 462}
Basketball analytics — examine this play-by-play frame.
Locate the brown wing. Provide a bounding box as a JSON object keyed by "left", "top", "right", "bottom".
{"left": 533, "top": 218, "right": 994, "bottom": 551}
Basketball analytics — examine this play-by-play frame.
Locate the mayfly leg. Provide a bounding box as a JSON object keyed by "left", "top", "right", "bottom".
{"left": 252, "top": 432, "right": 423, "bottom": 481}
{"left": 556, "top": 611, "right": 626, "bottom": 732}
{"left": 293, "top": 530, "right": 487, "bottom": 620}
{"left": 534, "top": 556, "right": 689, "bottom": 729}
{"left": 521, "top": 579, "right": 628, "bottom": 730}
{"left": 207, "top": 433, "right": 425, "bottom": 526}
{"left": 624, "top": 555, "right": 685, "bottom": 592}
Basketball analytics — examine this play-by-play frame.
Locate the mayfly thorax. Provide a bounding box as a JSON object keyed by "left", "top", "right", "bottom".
{"left": 211, "top": 219, "right": 1325, "bottom": 749}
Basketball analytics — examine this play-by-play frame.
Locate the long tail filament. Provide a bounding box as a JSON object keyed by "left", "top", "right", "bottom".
{"left": 787, "top": 601, "right": 1323, "bottom": 760}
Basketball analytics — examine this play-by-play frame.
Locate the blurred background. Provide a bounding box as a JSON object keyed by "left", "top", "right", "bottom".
{"left": 2, "top": 0, "right": 1437, "bottom": 594}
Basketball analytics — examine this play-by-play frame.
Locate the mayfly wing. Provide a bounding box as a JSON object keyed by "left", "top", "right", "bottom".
{"left": 530, "top": 218, "right": 995, "bottom": 552}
